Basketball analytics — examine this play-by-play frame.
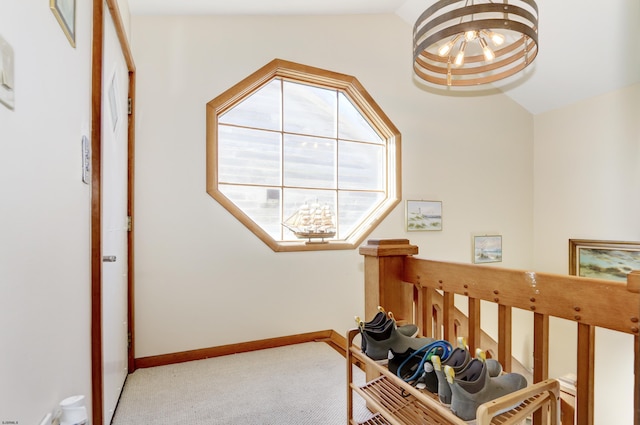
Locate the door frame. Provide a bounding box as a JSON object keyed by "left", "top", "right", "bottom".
{"left": 91, "top": 1, "right": 136, "bottom": 424}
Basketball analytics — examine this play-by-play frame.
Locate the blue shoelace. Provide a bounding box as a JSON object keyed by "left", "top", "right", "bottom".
{"left": 396, "top": 340, "right": 453, "bottom": 383}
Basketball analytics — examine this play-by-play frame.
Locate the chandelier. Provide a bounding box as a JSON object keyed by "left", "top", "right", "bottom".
{"left": 413, "top": 0, "right": 539, "bottom": 87}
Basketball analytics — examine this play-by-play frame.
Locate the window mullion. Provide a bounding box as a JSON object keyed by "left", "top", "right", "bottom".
{"left": 279, "top": 78, "right": 285, "bottom": 241}
{"left": 334, "top": 90, "right": 340, "bottom": 238}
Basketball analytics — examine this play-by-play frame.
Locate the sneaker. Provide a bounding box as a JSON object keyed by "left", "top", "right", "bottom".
{"left": 433, "top": 348, "right": 503, "bottom": 405}
{"left": 359, "top": 318, "right": 435, "bottom": 363}
{"left": 445, "top": 359, "right": 527, "bottom": 421}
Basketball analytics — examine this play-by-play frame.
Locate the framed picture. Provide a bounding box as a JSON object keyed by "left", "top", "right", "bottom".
{"left": 406, "top": 200, "right": 442, "bottom": 231}
{"left": 50, "top": 0, "right": 76, "bottom": 48}
{"left": 472, "top": 234, "right": 502, "bottom": 264}
{"left": 569, "top": 239, "right": 640, "bottom": 281}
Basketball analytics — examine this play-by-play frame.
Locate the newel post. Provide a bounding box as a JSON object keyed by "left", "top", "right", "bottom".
{"left": 359, "top": 239, "right": 419, "bottom": 325}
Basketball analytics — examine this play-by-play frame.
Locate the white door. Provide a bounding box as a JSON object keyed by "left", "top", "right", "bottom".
{"left": 101, "top": 5, "right": 129, "bottom": 424}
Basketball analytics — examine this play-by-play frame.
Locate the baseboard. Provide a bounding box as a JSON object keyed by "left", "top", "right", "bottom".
{"left": 316, "top": 329, "right": 348, "bottom": 357}
{"left": 134, "top": 329, "right": 346, "bottom": 370}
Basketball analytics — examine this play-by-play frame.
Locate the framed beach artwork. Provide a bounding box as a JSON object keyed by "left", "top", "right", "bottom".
{"left": 569, "top": 239, "right": 640, "bottom": 281}
{"left": 406, "top": 200, "right": 442, "bottom": 231}
{"left": 472, "top": 234, "right": 502, "bottom": 264}
{"left": 50, "top": 0, "right": 76, "bottom": 47}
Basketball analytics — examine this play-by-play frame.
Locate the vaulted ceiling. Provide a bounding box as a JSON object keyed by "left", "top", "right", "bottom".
{"left": 126, "top": 0, "right": 640, "bottom": 115}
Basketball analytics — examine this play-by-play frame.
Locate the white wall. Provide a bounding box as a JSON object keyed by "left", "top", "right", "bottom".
{"left": 130, "top": 14, "right": 534, "bottom": 358}
{"left": 0, "top": 1, "right": 93, "bottom": 423}
{"left": 533, "top": 83, "right": 640, "bottom": 424}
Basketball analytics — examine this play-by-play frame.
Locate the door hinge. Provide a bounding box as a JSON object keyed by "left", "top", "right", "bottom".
{"left": 127, "top": 216, "right": 132, "bottom": 232}
{"left": 128, "top": 98, "right": 132, "bottom": 115}
{"left": 127, "top": 332, "right": 132, "bottom": 349}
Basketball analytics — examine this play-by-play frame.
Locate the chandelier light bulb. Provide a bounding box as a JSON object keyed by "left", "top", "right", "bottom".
{"left": 464, "top": 30, "right": 477, "bottom": 41}
{"left": 438, "top": 40, "right": 454, "bottom": 56}
{"left": 479, "top": 37, "right": 495, "bottom": 61}
{"left": 489, "top": 31, "right": 505, "bottom": 46}
{"left": 438, "top": 34, "right": 461, "bottom": 57}
{"left": 454, "top": 40, "right": 467, "bottom": 67}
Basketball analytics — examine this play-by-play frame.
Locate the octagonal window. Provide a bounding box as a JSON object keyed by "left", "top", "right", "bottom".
{"left": 206, "top": 59, "right": 401, "bottom": 252}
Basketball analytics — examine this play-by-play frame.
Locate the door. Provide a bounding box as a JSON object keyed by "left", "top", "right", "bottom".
{"left": 101, "top": 5, "right": 129, "bottom": 424}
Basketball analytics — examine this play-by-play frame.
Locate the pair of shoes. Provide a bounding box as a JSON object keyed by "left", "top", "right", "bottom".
{"left": 432, "top": 348, "right": 503, "bottom": 405}
{"left": 443, "top": 356, "right": 527, "bottom": 421}
{"left": 355, "top": 307, "right": 418, "bottom": 354}
{"left": 388, "top": 339, "right": 452, "bottom": 393}
{"left": 358, "top": 316, "right": 435, "bottom": 363}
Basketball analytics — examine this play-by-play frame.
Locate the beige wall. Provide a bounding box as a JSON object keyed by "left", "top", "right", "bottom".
{"left": 130, "top": 14, "right": 534, "bottom": 358}
{"left": 533, "top": 83, "right": 640, "bottom": 424}
{"left": 0, "top": 1, "right": 94, "bottom": 423}
{"left": 131, "top": 15, "right": 638, "bottom": 423}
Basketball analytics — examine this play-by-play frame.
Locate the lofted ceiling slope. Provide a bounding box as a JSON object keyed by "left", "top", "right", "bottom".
{"left": 127, "top": 0, "right": 640, "bottom": 115}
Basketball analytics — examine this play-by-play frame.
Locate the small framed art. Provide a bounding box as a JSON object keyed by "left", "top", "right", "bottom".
{"left": 569, "top": 239, "right": 640, "bottom": 281}
{"left": 472, "top": 234, "right": 502, "bottom": 264}
{"left": 406, "top": 200, "right": 442, "bottom": 231}
{"left": 50, "top": 0, "right": 76, "bottom": 47}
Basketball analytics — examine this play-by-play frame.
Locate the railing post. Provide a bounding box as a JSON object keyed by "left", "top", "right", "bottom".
{"left": 467, "top": 297, "right": 481, "bottom": 356}
{"left": 359, "top": 239, "right": 419, "bottom": 325}
{"left": 498, "top": 304, "right": 513, "bottom": 373}
{"left": 415, "top": 282, "right": 434, "bottom": 338}
{"left": 533, "top": 312, "right": 550, "bottom": 425}
{"left": 443, "top": 292, "right": 456, "bottom": 343}
{"left": 628, "top": 270, "right": 640, "bottom": 425}
{"left": 576, "top": 323, "right": 595, "bottom": 425}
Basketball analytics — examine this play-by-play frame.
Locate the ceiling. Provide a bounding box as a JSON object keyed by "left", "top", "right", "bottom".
{"left": 126, "top": 0, "right": 640, "bottom": 115}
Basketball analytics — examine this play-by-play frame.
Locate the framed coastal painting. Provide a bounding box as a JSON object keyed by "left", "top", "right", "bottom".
{"left": 50, "top": 0, "right": 76, "bottom": 47}
{"left": 406, "top": 200, "right": 442, "bottom": 231}
{"left": 472, "top": 234, "right": 502, "bottom": 264}
{"left": 569, "top": 239, "right": 640, "bottom": 281}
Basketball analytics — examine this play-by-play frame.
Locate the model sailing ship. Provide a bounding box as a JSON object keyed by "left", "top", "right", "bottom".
{"left": 282, "top": 200, "right": 336, "bottom": 243}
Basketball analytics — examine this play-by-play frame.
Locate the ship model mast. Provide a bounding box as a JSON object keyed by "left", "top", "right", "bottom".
{"left": 282, "top": 200, "right": 336, "bottom": 243}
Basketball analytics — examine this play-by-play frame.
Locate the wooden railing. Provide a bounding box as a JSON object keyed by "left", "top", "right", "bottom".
{"left": 360, "top": 239, "right": 640, "bottom": 425}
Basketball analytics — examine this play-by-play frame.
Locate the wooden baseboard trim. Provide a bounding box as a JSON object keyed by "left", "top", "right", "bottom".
{"left": 134, "top": 329, "right": 342, "bottom": 369}
{"left": 317, "top": 329, "right": 348, "bottom": 357}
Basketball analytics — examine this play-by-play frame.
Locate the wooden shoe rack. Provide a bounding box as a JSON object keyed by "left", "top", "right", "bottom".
{"left": 346, "top": 328, "right": 561, "bottom": 425}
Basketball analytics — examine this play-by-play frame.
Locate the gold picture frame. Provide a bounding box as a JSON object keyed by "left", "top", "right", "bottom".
{"left": 569, "top": 239, "right": 640, "bottom": 281}
{"left": 50, "top": 0, "right": 76, "bottom": 48}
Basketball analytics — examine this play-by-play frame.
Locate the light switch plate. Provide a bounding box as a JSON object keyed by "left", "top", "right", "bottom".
{"left": 82, "top": 135, "right": 90, "bottom": 184}
{"left": 0, "top": 33, "right": 15, "bottom": 110}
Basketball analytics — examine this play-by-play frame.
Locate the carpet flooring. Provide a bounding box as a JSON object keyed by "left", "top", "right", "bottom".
{"left": 111, "top": 341, "right": 373, "bottom": 424}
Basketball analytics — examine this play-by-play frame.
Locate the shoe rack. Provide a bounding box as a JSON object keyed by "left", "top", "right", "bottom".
{"left": 346, "top": 328, "right": 561, "bottom": 425}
